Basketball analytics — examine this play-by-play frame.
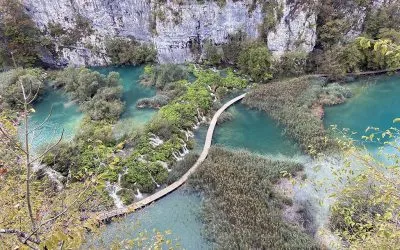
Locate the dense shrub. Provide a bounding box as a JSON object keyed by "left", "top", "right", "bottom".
{"left": 141, "top": 64, "right": 189, "bottom": 89}
{"left": 221, "top": 31, "right": 246, "bottom": 64}
{"left": 116, "top": 188, "right": 136, "bottom": 205}
{"left": 105, "top": 38, "right": 157, "bottom": 65}
{"left": 82, "top": 86, "right": 124, "bottom": 121}
{"left": 43, "top": 118, "right": 118, "bottom": 178}
{"left": 312, "top": 43, "right": 364, "bottom": 80}
{"left": 0, "top": 68, "right": 46, "bottom": 110}
{"left": 54, "top": 67, "right": 124, "bottom": 121}
{"left": 238, "top": 42, "right": 273, "bottom": 82}
{"left": 364, "top": 2, "right": 400, "bottom": 39}
{"left": 243, "top": 76, "right": 351, "bottom": 153}
{"left": 203, "top": 40, "right": 223, "bottom": 66}
{"left": 136, "top": 95, "right": 169, "bottom": 109}
{"left": 275, "top": 51, "right": 308, "bottom": 77}
{"left": 190, "top": 147, "right": 318, "bottom": 249}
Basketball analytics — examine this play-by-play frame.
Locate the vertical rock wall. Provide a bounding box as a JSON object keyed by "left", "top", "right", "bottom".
{"left": 23, "top": 0, "right": 317, "bottom": 66}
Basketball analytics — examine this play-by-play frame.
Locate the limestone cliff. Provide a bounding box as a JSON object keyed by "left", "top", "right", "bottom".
{"left": 23, "top": 0, "right": 316, "bottom": 66}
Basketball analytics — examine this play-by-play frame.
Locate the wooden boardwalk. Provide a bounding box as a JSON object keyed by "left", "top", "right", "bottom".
{"left": 95, "top": 93, "right": 247, "bottom": 221}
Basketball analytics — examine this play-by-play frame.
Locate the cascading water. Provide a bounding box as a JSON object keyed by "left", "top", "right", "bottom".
{"left": 157, "top": 161, "right": 171, "bottom": 172}
{"left": 149, "top": 133, "right": 164, "bottom": 147}
{"left": 135, "top": 188, "right": 143, "bottom": 199}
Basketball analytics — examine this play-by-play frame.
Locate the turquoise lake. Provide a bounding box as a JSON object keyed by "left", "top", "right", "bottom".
{"left": 28, "top": 66, "right": 156, "bottom": 151}
{"left": 324, "top": 75, "right": 400, "bottom": 153}
{"left": 28, "top": 90, "right": 83, "bottom": 152}
{"left": 29, "top": 67, "right": 400, "bottom": 249}
{"left": 195, "top": 103, "right": 300, "bottom": 156}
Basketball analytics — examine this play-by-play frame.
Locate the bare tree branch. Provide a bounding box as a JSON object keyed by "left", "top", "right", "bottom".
{"left": 30, "top": 129, "right": 64, "bottom": 165}
{"left": 28, "top": 105, "right": 54, "bottom": 134}
{"left": 0, "top": 229, "right": 41, "bottom": 244}
{"left": 0, "top": 124, "right": 27, "bottom": 155}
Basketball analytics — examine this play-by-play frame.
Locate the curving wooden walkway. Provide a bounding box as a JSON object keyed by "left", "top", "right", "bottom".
{"left": 95, "top": 93, "right": 247, "bottom": 221}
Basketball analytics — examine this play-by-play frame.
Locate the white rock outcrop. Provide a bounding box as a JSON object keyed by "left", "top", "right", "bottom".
{"left": 23, "top": 0, "right": 317, "bottom": 66}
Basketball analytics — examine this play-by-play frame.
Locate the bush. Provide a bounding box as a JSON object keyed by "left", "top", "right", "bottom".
{"left": 136, "top": 95, "right": 170, "bottom": 109}
{"left": 0, "top": 68, "right": 46, "bottom": 110}
{"left": 203, "top": 40, "right": 223, "bottom": 66}
{"left": 190, "top": 147, "right": 318, "bottom": 249}
{"left": 105, "top": 38, "right": 157, "bottom": 65}
{"left": 238, "top": 42, "right": 273, "bottom": 82}
{"left": 117, "top": 188, "right": 136, "bottom": 205}
{"left": 141, "top": 64, "right": 189, "bottom": 89}
{"left": 54, "top": 68, "right": 124, "bottom": 121}
{"left": 82, "top": 86, "right": 124, "bottom": 121}
{"left": 275, "top": 51, "right": 308, "bottom": 77}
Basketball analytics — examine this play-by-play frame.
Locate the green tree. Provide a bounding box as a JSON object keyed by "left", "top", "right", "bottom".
{"left": 105, "top": 38, "right": 157, "bottom": 65}
{"left": 0, "top": 0, "right": 41, "bottom": 68}
{"left": 329, "top": 122, "right": 400, "bottom": 249}
{"left": 238, "top": 42, "right": 273, "bottom": 82}
{"left": 0, "top": 82, "right": 106, "bottom": 249}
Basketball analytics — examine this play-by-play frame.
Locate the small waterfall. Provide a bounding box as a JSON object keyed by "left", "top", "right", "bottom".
{"left": 138, "top": 155, "right": 148, "bottom": 163}
{"left": 172, "top": 152, "right": 183, "bottom": 161}
{"left": 180, "top": 129, "right": 194, "bottom": 141}
{"left": 149, "top": 133, "right": 163, "bottom": 147}
{"left": 149, "top": 174, "right": 160, "bottom": 188}
{"left": 197, "top": 108, "right": 207, "bottom": 122}
{"left": 178, "top": 144, "right": 189, "bottom": 157}
{"left": 106, "top": 182, "right": 124, "bottom": 209}
{"left": 157, "top": 161, "right": 171, "bottom": 172}
{"left": 135, "top": 188, "right": 143, "bottom": 199}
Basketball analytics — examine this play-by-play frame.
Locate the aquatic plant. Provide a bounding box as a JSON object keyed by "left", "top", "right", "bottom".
{"left": 243, "top": 76, "right": 351, "bottom": 154}
{"left": 190, "top": 147, "right": 319, "bottom": 249}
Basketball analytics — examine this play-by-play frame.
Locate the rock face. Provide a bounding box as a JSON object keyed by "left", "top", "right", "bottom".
{"left": 23, "top": 0, "right": 317, "bottom": 66}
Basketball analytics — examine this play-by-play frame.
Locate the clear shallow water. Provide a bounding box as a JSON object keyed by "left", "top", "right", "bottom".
{"left": 87, "top": 188, "right": 210, "bottom": 249}
{"left": 324, "top": 75, "right": 400, "bottom": 152}
{"left": 27, "top": 90, "right": 83, "bottom": 152}
{"left": 28, "top": 66, "right": 156, "bottom": 151}
{"left": 195, "top": 103, "right": 300, "bottom": 156}
{"left": 94, "top": 66, "right": 156, "bottom": 128}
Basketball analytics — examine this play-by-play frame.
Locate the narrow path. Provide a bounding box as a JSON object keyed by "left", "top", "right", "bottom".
{"left": 95, "top": 93, "right": 247, "bottom": 221}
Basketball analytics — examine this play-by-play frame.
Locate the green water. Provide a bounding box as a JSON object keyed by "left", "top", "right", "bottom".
{"left": 324, "top": 75, "right": 400, "bottom": 151}
{"left": 28, "top": 90, "right": 83, "bottom": 152}
{"left": 196, "top": 103, "right": 300, "bottom": 156}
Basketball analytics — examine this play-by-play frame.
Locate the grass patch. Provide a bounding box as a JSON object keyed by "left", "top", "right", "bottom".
{"left": 190, "top": 147, "right": 319, "bottom": 249}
